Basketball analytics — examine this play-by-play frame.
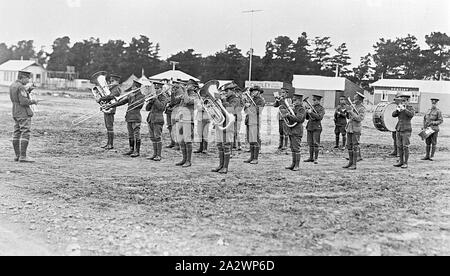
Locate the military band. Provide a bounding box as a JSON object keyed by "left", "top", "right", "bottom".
{"left": 11, "top": 70, "right": 446, "bottom": 173}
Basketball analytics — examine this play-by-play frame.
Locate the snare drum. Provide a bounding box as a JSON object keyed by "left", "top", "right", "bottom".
{"left": 373, "top": 102, "right": 398, "bottom": 132}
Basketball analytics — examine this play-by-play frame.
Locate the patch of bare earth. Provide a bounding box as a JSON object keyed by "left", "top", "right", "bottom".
{"left": 0, "top": 90, "right": 449, "bottom": 255}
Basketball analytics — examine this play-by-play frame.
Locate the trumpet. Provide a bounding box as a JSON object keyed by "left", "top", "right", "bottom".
{"left": 302, "top": 97, "right": 318, "bottom": 114}
{"left": 241, "top": 88, "right": 256, "bottom": 107}
{"left": 347, "top": 97, "right": 360, "bottom": 115}
{"left": 198, "top": 80, "right": 235, "bottom": 131}
{"left": 278, "top": 98, "right": 298, "bottom": 128}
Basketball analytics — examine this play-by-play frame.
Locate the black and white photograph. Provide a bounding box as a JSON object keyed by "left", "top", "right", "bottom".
{"left": 0, "top": 0, "right": 449, "bottom": 258}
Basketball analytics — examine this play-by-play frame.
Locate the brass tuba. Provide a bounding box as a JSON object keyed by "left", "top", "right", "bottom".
{"left": 279, "top": 98, "right": 298, "bottom": 128}
{"left": 198, "top": 80, "right": 235, "bottom": 130}
{"left": 90, "top": 71, "right": 112, "bottom": 103}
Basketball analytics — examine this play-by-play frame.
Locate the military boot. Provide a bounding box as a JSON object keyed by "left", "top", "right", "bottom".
{"left": 203, "top": 141, "right": 208, "bottom": 153}
{"left": 175, "top": 143, "right": 186, "bottom": 166}
{"left": 105, "top": 132, "right": 114, "bottom": 150}
{"left": 343, "top": 150, "right": 353, "bottom": 169}
{"left": 292, "top": 153, "right": 301, "bottom": 171}
{"left": 313, "top": 148, "right": 319, "bottom": 164}
{"left": 153, "top": 141, "right": 162, "bottom": 161}
{"left": 356, "top": 148, "right": 363, "bottom": 162}
{"left": 334, "top": 135, "right": 340, "bottom": 148}
{"left": 285, "top": 152, "right": 296, "bottom": 170}
{"left": 277, "top": 136, "right": 283, "bottom": 151}
{"left": 250, "top": 145, "right": 259, "bottom": 164}
{"left": 147, "top": 142, "right": 157, "bottom": 160}
{"left": 401, "top": 147, "right": 409, "bottom": 169}
{"left": 219, "top": 146, "right": 230, "bottom": 174}
{"left": 194, "top": 140, "right": 204, "bottom": 153}
{"left": 430, "top": 145, "right": 437, "bottom": 160}
{"left": 341, "top": 135, "right": 346, "bottom": 150}
{"left": 131, "top": 139, "right": 141, "bottom": 158}
{"left": 421, "top": 145, "right": 431, "bottom": 160}
{"left": 123, "top": 139, "right": 134, "bottom": 156}
{"left": 18, "top": 140, "right": 34, "bottom": 163}
{"left": 244, "top": 144, "right": 254, "bottom": 163}
{"left": 393, "top": 147, "right": 404, "bottom": 167}
{"left": 348, "top": 150, "right": 357, "bottom": 170}
{"left": 283, "top": 136, "right": 289, "bottom": 150}
{"left": 13, "top": 139, "right": 20, "bottom": 162}
{"left": 182, "top": 142, "right": 192, "bottom": 167}
{"left": 212, "top": 146, "right": 224, "bottom": 172}
{"left": 304, "top": 147, "right": 314, "bottom": 162}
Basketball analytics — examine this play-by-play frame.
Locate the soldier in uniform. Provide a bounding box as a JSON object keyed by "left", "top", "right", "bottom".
{"left": 167, "top": 81, "right": 185, "bottom": 151}
{"left": 389, "top": 95, "right": 403, "bottom": 157}
{"left": 107, "top": 79, "right": 145, "bottom": 158}
{"left": 273, "top": 87, "right": 290, "bottom": 151}
{"left": 244, "top": 86, "right": 265, "bottom": 164}
{"left": 281, "top": 92, "right": 306, "bottom": 171}
{"left": 98, "top": 73, "right": 122, "bottom": 150}
{"left": 175, "top": 79, "right": 199, "bottom": 167}
{"left": 163, "top": 79, "right": 176, "bottom": 149}
{"left": 392, "top": 94, "right": 415, "bottom": 168}
{"left": 10, "top": 71, "right": 38, "bottom": 163}
{"left": 343, "top": 92, "right": 366, "bottom": 170}
{"left": 212, "top": 82, "right": 241, "bottom": 174}
{"left": 194, "top": 87, "right": 211, "bottom": 154}
{"left": 303, "top": 95, "right": 325, "bottom": 164}
{"left": 145, "top": 83, "right": 170, "bottom": 161}
{"left": 334, "top": 96, "right": 348, "bottom": 149}
{"left": 421, "top": 98, "right": 444, "bottom": 161}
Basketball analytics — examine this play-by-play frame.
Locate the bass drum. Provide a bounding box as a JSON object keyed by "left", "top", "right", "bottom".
{"left": 373, "top": 102, "right": 398, "bottom": 132}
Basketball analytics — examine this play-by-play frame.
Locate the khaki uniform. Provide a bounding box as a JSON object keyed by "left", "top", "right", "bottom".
{"left": 392, "top": 104, "right": 415, "bottom": 166}
{"left": 305, "top": 104, "right": 325, "bottom": 161}
{"left": 423, "top": 107, "right": 443, "bottom": 159}
{"left": 10, "top": 80, "right": 34, "bottom": 160}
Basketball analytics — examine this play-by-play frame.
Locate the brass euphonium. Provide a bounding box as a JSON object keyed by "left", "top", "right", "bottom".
{"left": 278, "top": 98, "right": 298, "bottom": 128}
{"left": 198, "top": 80, "right": 235, "bottom": 130}
{"left": 90, "top": 71, "right": 112, "bottom": 103}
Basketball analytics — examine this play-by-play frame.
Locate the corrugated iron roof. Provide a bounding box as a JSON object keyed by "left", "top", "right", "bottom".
{"left": 292, "top": 75, "right": 346, "bottom": 91}
{"left": 0, "top": 60, "right": 40, "bottom": 71}
{"left": 371, "top": 79, "right": 450, "bottom": 94}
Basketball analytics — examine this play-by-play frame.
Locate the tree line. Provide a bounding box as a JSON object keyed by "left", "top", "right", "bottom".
{"left": 0, "top": 32, "right": 448, "bottom": 88}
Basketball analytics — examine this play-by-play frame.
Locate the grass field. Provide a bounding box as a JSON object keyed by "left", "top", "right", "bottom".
{"left": 0, "top": 87, "right": 449, "bottom": 255}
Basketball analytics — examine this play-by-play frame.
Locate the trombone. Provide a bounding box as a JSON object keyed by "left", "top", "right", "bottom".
{"left": 302, "top": 97, "right": 318, "bottom": 114}
{"left": 347, "top": 97, "right": 360, "bottom": 116}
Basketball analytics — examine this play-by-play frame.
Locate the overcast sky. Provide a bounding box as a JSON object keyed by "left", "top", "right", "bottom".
{"left": 1, "top": 0, "right": 449, "bottom": 67}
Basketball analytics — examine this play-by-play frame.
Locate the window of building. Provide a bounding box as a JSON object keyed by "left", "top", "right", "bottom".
{"left": 410, "top": 91, "right": 419, "bottom": 103}
{"left": 381, "top": 91, "right": 389, "bottom": 101}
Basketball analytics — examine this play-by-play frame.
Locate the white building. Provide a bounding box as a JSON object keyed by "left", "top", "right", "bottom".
{"left": 0, "top": 60, "right": 46, "bottom": 87}
{"left": 371, "top": 79, "right": 450, "bottom": 114}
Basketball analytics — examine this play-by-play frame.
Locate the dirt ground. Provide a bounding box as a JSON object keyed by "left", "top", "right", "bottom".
{"left": 0, "top": 87, "right": 449, "bottom": 256}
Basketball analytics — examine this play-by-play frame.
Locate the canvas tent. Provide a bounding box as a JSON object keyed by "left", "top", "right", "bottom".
{"left": 149, "top": 70, "right": 200, "bottom": 82}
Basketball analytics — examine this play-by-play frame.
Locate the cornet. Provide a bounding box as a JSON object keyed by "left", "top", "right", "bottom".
{"left": 302, "top": 97, "right": 318, "bottom": 114}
